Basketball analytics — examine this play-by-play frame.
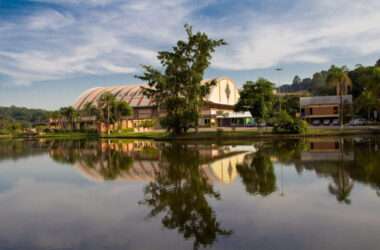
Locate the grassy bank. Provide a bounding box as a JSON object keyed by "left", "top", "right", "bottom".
{"left": 17, "top": 131, "right": 98, "bottom": 139}
{"left": 101, "top": 128, "right": 380, "bottom": 141}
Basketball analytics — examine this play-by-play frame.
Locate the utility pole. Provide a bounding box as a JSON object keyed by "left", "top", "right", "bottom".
{"left": 275, "top": 68, "right": 283, "bottom": 111}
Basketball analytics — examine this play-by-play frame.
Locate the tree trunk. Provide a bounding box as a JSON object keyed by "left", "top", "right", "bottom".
{"left": 340, "top": 94, "right": 343, "bottom": 131}
{"left": 107, "top": 104, "right": 110, "bottom": 135}
{"left": 195, "top": 105, "right": 199, "bottom": 134}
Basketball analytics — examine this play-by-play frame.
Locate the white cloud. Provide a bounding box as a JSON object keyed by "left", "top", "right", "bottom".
{"left": 0, "top": 0, "right": 380, "bottom": 86}
{"left": 211, "top": 0, "right": 380, "bottom": 69}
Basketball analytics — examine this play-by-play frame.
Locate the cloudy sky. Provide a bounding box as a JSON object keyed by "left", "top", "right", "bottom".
{"left": 1, "top": 0, "right": 380, "bottom": 109}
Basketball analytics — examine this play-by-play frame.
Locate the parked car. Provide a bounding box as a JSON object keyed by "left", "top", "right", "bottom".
{"left": 348, "top": 119, "right": 368, "bottom": 126}
{"left": 312, "top": 120, "right": 321, "bottom": 126}
{"left": 323, "top": 119, "right": 331, "bottom": 126}
{"left": 332, "top": 119, "right": 339, "bottom": 126}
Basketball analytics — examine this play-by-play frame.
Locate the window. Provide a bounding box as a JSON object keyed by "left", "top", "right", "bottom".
{"left": 204, "top": 118, "right": 210, "bottom": 125}
{"left": 309, "top": 108, "right": 313, "bottom": 115}
{"left": 334, "top": 106, "right": 338, "bottom": 114}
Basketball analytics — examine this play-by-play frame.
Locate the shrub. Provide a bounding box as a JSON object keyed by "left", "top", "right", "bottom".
{"left": 272, "top": 111, "right": 308, "bottom": 134}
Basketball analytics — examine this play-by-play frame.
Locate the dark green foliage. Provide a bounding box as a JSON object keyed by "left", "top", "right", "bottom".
{"left": 136, "top": 24, "right": 227, "bottom": 135}
{"left": 234, "top": 78, "right": 275, "bottom": 131}
{"left": 0, "top": 105, "right": 50, "bottom": 125}
{"left": 273, "top": 94, "right": 301, "bottom": 116}
{"left": 375, "top": 58, "right": 380, "bottom": 67}
{"left": 272, "top": 111, "right": 308, "bottom": 134}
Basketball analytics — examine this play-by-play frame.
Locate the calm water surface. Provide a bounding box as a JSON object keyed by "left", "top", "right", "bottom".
{"left": 0, "top": 136, "right": 379, "bottom": 250}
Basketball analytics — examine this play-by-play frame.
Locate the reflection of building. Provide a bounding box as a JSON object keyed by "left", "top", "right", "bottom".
{"left": 300, "top": 95, "right": 353, "bottom": 124}
{"left": 73, "top": 77, "right": 252, "bottom": 130}
{"left": 301, "top": 140, "right": 354, "bottom": 161}
{"left": 74, "top": 142, "right": 256, "bottom": 184}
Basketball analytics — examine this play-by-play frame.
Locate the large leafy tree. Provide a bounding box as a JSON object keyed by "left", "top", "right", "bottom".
{"left": 234, "top": 78, "right": 275, "bottom": 132}
{"left": 326, "top": 66, "right": 352, "bottom": 130}
{"left": 355, "top": 88, "right": 378, "bottom": 120}
{"left": 136, "top": 24, "right": 227, "bottom": 136}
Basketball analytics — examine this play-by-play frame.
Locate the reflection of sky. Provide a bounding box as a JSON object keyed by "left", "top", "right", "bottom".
{"left": 0, "top": 145, "right": 380, "bottom": 249}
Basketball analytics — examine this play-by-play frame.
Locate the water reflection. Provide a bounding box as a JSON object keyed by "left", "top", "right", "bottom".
{"left": 236, "top": 143, "right": 277, "bottom": 196}
{"left": 139, "top": 144, "right": 233, "bottom": 249}
{"left": 1, "top": 137, "right": 380, "bottom": 248}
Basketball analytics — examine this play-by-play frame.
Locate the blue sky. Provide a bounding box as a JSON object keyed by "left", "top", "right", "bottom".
{"left": 1, "top": 0, "right": 379, "bottom": 110}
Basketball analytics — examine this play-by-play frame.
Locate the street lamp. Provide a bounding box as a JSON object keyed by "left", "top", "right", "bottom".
{"left": 275, "top": 68, "right": 283, "bottom": 111}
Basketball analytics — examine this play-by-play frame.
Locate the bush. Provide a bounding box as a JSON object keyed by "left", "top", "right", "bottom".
{"left": 272, "top": 111, "right": 308, "bottom": 134}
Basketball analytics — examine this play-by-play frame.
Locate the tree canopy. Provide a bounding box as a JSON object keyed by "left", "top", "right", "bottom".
{"left": 136, "top": 24, "right": 227, "bottom": 135}
{"left": 234, "top": 78, "right": 275, "bottom": 130}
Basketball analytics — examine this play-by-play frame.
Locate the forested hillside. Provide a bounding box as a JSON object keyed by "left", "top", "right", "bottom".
{"left": 0, "top": 105, "right": 50, "bottom": 128}
{"left": 281, "top": 58, "right": 380, "bottom": 100}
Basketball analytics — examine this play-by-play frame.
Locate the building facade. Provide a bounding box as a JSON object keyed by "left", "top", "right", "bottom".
{"left": 300, "top": 95, "right": 353, "bottom": 125}
{"left": 73, "top": 77, "right": 252, "bottom": 129}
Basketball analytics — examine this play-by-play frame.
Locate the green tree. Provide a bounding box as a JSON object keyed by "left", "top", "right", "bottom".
{"left": 355, "top": 88, "right": 378, "bottom": 120}
{"left": 234, "top": 78, "right": 275, "bottom": 132}
{"left": 292, "top": 75, "right": 301, "bottom": 86}
{"left": 98, "top": 92, "right": 116, "bottom": 135}
{"left": 326, "top": 66, "right": 352, "bottom": 130}
{"left": 375, "top": 58, "right": 380, "bottom": 67}
{"left": 59, "top": 106, "right": 78, "bottom": 130}
{"left": 82, "top": 101, "right": 98, "bottom": 117}
{"left": 112, "top": 100, "right": 133, "bottom": 130}
{"left": 50, "top": 110, "right": 62, "bottom": 131}
{"left": 136, "top": 24, "right": 227, "bottom": 136}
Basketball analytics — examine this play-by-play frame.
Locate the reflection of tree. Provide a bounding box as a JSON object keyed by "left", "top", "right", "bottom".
{"left": 236, "top": 146, "right": 276, "bottom": 196}
{"left": 49, "top": 140, "right": 134, "bottom": 181}
{"left": 328, "top": 170, "right": 354, "bottom": 204}
{"left": 99, "top": 143, "right": 134, "bottom": 180}
{"left": 264, "top": 139, "right": 310, "bottom": 165}
{"left": 328, "top": 140, "right": 354, "bottom": 205}
{"left": 139, "top": 145, "right": 232, "bottom": 249}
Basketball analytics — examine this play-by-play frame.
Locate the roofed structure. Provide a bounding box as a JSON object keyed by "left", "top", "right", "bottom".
{"left": 73, "top": 77, "right": 240, "bottom": 110}
{"left": 300, "top": 95, "right": 353, "bottom": 106}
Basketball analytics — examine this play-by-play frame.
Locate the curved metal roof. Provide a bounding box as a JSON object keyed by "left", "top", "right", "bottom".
{"left": 73, "top": 84, "right": 153, "bottom": 110}
{"left": 73, "top": 77, "right": 239, "bottom": 110}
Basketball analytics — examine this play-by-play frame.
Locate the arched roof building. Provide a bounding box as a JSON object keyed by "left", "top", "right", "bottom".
{"left": 73, "top": 77, "right": 240, "bottom": 110}
{"left": 72, "top": 77, "right": 252, "bottom": 128}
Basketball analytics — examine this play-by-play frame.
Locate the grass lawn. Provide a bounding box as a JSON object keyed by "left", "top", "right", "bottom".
{"left": 36, "top": 132, "right": 98, "bottom": 138}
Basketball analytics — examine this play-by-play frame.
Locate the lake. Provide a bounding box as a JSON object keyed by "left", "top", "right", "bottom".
{"left": 0, "top": 136, "right": 379, "bottom": 250}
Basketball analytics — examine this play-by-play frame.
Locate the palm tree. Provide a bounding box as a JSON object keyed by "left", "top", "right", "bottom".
{"left": 326, "top": 66, "right": 352, "bottom": 130}
{"left": 98, "top": 92, "right": 116, "bottom": 135}
{"left": 82, "top": 101, "right": 99, "bottom": 130}
{"left": 49, "top": 110, "right": 62, "bottom": 131}
{"left": 59, "top": 106, "right": 76, "bottom": 130}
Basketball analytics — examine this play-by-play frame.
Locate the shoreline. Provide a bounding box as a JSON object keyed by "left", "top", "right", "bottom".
{"left": 101, "top": 128, "right": 380, "bottom": 141}
{"left": 7, "top": 128, "right": 380, "bottom": 141}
